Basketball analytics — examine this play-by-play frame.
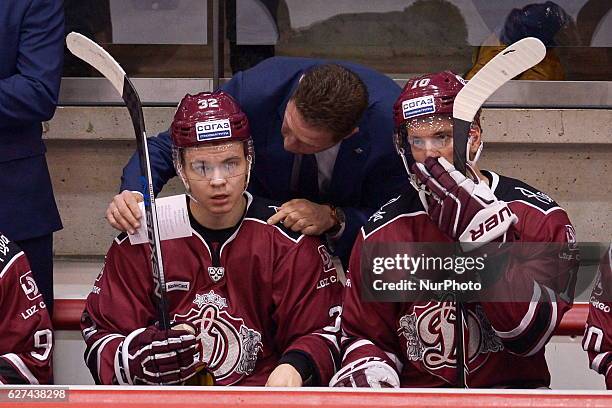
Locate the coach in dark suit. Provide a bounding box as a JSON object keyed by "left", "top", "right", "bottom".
{"left": 0, "top": 0, "right": 64, "bottom": 312}
{"left": 109, "top": 57, "right": 406, "bottom": 263}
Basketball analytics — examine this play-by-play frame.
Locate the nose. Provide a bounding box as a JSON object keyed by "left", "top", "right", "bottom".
{"left": 209, "top": 168, "right": 227, "bottom": 186}
{"left": 209, "top": 177, "right": 227, "bottom": 188}
{"left": 424, "top": 146, "right": 441, "bottom": 159}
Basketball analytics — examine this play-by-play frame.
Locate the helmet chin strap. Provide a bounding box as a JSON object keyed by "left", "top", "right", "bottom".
{"left": 468, "top": 138, "right": 484, "bottom": 167}
{"left": 244, "top": 156, "right": 253, "bottom": 194}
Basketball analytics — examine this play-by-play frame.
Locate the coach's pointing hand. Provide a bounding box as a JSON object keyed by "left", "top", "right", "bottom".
{"left": 106, "top": 190, "right": 143, "bottom": 234}
{"left": 267, "top": 199, "right": 336, "bottom": 236}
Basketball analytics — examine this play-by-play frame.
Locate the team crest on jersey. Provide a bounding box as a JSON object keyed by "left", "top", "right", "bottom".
{"left": 19, "top": 271, "right": 41, "bottom": 301}
{"left": 317, "top": 245, "right": 335, "bottom": 273}
{"left": 565, "top": 225, "right": 577, "bottom": 249}
{"left": 397, "top": 299, "right": 502, "bottom": 382}
{"left": 176, "top": 291, "right": 263, "bottom": 383}
{"left": 208, "top": 266, "right": 225, "bottom": 282}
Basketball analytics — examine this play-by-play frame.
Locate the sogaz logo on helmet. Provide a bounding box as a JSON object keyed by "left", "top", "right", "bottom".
{"left": 195, "top": 119, "right": 232, "bottom": 141}
{"left": 402, "top": 96, "right": 435, "bottom": 119}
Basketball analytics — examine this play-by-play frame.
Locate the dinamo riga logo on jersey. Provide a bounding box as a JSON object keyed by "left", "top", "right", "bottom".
{"left": 397, "top": 299, "right": 502, "bottom": 381}
{"left": 174, "top": 290, "right": 262, "bottom": 383}
{"left": 19, "top": 271, "right": 41, "bottom": 301}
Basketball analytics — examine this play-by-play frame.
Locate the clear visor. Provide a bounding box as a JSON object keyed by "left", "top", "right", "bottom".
{"left": 404, "top": 114, "right": 454, "bottom": 151}
{"left": 176, "top": 143, "right": 250, "bottom": 181}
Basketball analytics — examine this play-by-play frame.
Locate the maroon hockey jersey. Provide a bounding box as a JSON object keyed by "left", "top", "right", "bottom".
{"left": 82, "top": 194, "right": 342, "bottom": 386}
{"left": 340, "top": 171, "right": 577, "bottom": 388}
{"left": 0, "top": 233, "right": 53, "bottom": 384}
{"left": 583, "top": 245, "right": 612, "bottom": 388}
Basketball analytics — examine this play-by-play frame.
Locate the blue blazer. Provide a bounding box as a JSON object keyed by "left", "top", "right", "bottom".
{"left": 0, "top": 0, "right": 64, "bottom": 240}
{"left": 121, "top": 57, "right": 408, "bottom": 261}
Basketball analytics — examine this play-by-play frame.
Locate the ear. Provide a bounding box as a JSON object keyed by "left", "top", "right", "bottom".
{"left": 468, "top": 125, "right": 482, "bottom": 160}
{"left": 344, "top": 127, "right": 359, "bottom": 140}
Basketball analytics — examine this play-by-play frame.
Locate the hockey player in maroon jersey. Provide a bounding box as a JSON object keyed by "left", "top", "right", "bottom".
{"left": 331, "top": 71, "right": 578, "bottom": 388}
{"left": 0, "top": 232, "right": 53, "bottom": 384}
{"left": 81, "top": 91, "right": 342, "bottom": 386}
{"left": 583, "top": 245, "right": 612, "bottom": 389}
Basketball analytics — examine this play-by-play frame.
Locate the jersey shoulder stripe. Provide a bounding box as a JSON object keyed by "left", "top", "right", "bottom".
{"left": 245, "top": 195, "right": 303, "bottom": 242}
{"left": 361, "top": 192, "right": 425, "bottom": 239}
{"left": 487, "top": 171, "right": 562, "bottom": 213}
{"left": 0, "top": 233, "right": 25, "bottom": 279}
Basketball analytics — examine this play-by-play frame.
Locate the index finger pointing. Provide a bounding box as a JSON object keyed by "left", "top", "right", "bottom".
{"left": 267, "top": 208, "right": 289, "bottom": 225}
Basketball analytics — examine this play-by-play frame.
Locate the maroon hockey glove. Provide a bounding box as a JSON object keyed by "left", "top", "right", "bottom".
{"left": 117, "top": 325, "right": 205, "bottom": 385}
{"left": 411, "top": 157, "right": 518, "bottom": 250}
{"left": 330, "top": 357, "right": 399, "bottom": 388}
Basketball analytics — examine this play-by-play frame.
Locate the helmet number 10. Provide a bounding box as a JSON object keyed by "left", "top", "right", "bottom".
{"left": 411, "top": 78, "right": 431, "bottom": 89}
{"left": 198, "top": 98, "right": 219, "bottom": 109}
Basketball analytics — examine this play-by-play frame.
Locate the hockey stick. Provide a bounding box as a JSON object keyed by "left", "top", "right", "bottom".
{"left": 453, "top": 37, "right": 546, "bottom": 174}
{"left": 66, "top": 32, "right": 170, "bottom": 330}
{"left": 451, "top": 37, "right": 546, "bottom": 387}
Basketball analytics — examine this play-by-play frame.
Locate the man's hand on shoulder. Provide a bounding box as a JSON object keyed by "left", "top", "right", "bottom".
{"left": 266, "top": 199, "right": 337, "bottom": 236}
{"left": 106, "top": 190, "right": 144, "bottom": 234}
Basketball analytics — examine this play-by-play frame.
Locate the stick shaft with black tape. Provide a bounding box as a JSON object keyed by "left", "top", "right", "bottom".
{"left": 451, "top": 37, "right": 547, "bottom": 386}
{"left": 66, "top": 32, "right": 170, "bottom": 330}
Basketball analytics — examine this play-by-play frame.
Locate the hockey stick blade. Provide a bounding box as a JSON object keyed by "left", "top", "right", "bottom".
{"left": 453, "top": 37, "right": 546, "bottom": 174}
{"left": 66, "top": 32, "right": 126, "bottom": 97}
{"left": 66, "top": 32, "right": 170, "bottom": 330}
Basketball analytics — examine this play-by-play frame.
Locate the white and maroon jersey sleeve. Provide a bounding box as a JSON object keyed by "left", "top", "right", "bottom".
{"left": 337, "top": 232, "right": 403, "bottom": 383}
{"left": 0, "top": 234, "right": 53, "bottom": 385}
{"left": 583, "top": 245, "right": 612, "bottom": 388}
{"left": 271, "top": 233, "right": 343, "bottom": 385}
{"left": 479, "top": 173, "right": 579, "bottom": 357}
{"left": 81, "top": 234, "right": 157, "bottom": 385}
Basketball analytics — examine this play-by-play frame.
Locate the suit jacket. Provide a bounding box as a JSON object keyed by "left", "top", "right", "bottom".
{"left": 0, "top": 0, "right": 64, "bottom": 240}
{"left": 121, "top": 57, "right": 407, "bottom": 262}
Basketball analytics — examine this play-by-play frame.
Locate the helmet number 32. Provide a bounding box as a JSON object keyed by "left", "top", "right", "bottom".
{"left": 198, "top": 98, "right": 219, "bottom": 109}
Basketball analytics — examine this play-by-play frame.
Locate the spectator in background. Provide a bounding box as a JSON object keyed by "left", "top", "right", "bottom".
{"left": 0, "top": 0, "right": 64, "bottom": 314}
{"left": 466, "top": 1, "right": 578, "bottom": 81}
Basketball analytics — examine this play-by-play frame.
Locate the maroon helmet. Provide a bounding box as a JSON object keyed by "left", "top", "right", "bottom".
{"left": 171, "top": 91, "right": 251, "bottom": 149}
{"left": 393, "top": 71, "right": 473, "bottom": 129}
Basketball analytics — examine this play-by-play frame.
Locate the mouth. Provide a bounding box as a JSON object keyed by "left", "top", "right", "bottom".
{"left": 210, "top": 194, "right": 230, "bottom": 203}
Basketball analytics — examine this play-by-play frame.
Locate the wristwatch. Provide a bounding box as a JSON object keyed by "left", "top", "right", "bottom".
{"left": 327, "top": 205, "right": 346, "bottom": 237}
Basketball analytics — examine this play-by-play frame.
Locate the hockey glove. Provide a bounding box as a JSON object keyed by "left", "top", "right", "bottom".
{"left": 411, "top": 157, "right": 518, "bottom": 250}
{"left": 116, "top": 325, "right": 205, "bottom": 385}
{"left": 330, "top": 357, "right": 399, "bottom": 388}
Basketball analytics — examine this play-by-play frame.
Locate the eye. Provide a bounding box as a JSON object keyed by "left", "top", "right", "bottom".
{"left": 412, "top": 137, "right": 425, "bottom": 148}
{"left": 192, "top": 162, "right": 211, "bottom": 175}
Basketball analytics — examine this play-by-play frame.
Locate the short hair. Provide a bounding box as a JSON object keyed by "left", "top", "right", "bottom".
{"left": 291, "top": 64, "right": 369, "bottom": 143}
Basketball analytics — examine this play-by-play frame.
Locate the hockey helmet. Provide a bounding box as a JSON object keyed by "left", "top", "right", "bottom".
{"left": 393, "top": 71, "right": 468, "bottom": 128}
{"left": 171, "top": 91, "right": 251, "bottom": 150}
{"left": 392, "top": 71, "right": 483, "bottom": 189}
{"left": 171, "top": 91, "right": 254, "bottom": 189}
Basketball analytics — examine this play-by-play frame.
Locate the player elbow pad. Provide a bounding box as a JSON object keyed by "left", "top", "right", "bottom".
{"left": 330, "top": 357, "right": 400, "bottom": 388}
